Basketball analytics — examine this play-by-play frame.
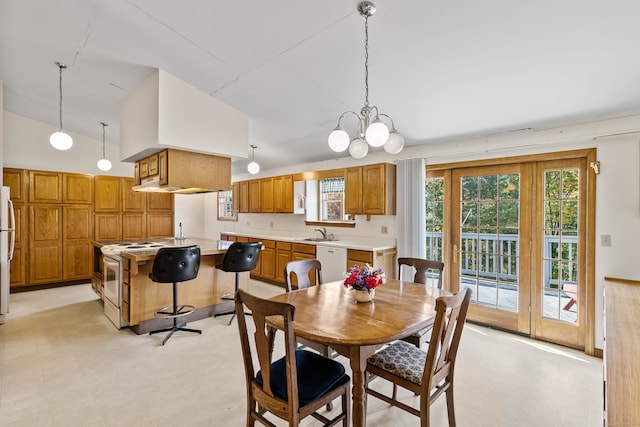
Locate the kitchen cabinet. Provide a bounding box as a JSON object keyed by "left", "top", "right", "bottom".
{"left": 122, "top": 214, "right": 146, "bottom": 239}
{"left": 3, "top": 168, "right": 27, "bottom": 203}
{"left": 257, "top": 239, "right": 276, "bottom": 280}
{"left": 94, "top": 175, "right": 120, "bottom": 213}
{"left": 347, "top": 248, "right": 396, "bottom": 279}
{"left": 29, "top": 171, "right": 62, "bottom": 203}
{"left": 232, "top": 182, "right": 240, "bottom": 213}
{"left": 276, "top": 241, "right": 292, "bottom": 283}
{"left": 345, "top": 167, "right": 363, "bottom": 215}
{"left": 249, "top": 180, "right": 261, "bottom": 213}
{"left": 121, "top": 178, "right": 145, "bottom": 212}
{"left": 147, "top": 192, "right": 174, "bottom": 212}
{"left": 62, "top": 205, "right": 93, "bottom": 281}
{"left": 260, "top": 178, "right": 274, "bottom": 213}
{"left": 29, "top": 205, "right": 62, "bottom": 284}
{"left": 95, "top": 214, "right": 121, "bottom": 241}
{"left": 63, "top": 173, "right": 93, "bottom": 204}
{"left": 274, "top": 175, "right": 294, "bottom": 213}
{"left": 147, "top": 212, "right": 174, "bottom": 238}
{"left": 9, "top": 204, "right": 26, "bottom": 286}
{"left": 345, "top": 163, "right": 396, "bottom": 216}
{"left": 238, "top": 181, "right": 249, "bottom": 213}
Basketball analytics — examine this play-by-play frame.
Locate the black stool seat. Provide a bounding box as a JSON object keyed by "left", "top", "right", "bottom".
{"left": 148, "top": 245, "right": 202, "bottom": 345}
{"left": 214, "top": 241, "right": 262, "bottom": 325}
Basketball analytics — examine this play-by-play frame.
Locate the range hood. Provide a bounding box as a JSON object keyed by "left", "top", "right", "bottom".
{"left": 120, "top": 70, "right": 248, "bottom": 193}
{"left": 131, "top": 148, "right": 231, "bottom": 193}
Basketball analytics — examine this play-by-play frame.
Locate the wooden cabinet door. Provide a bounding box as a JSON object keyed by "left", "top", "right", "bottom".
{"left": 123, "top": 214, "right": 146, "bottom": 239}
{"left": 146, "top": 192, "right": 174, "bottom": 211}
{"left": 9, "top": 204, "right": 26, "bottom": 287}
{"left": 29, "top": 205, "right": 62, "bottom": 284}
{"left": 3, "top": 168, "right": 27, "bottom": 203}
{"left": 63, "top": 173, "right": 93, "bottom": 204}
{"left": 95, "top": 214, "right": 121, "bottom": 240}
{"left": 361, "top": 163, "right": 395, "bottom": 215}
{"left": 249, "top": 180, "right": 261, "bottom": 213}
{"left": 29, "top": 171, "right": 62, "bottom": 203}
{"left": 260, "top": 177, "right": 274, "bottom": 213}
{"left": 276, "top": 241, "right": 292, "bottom": 283}
{"left": 347, "top": 249, "right": 373, "bottom": 272}
{"left": 63, "top": 206, "right": 92, "bottom": 280}
{"left": 345, "top": 167, "right": 363, "bottom": 214}
{"left": 139, "top": 158, "right": 149, "bottom": 179}
{"left": 260, "top": 240, "right": 276, "bottom": 280}
{"left": 94, "top": 176, "right": 120, "bottom": 213}
{"left": 239, "top": 181, "right": 249, "bottom": 213}
{"left": 232, "top": 182, "right": 240, "bottom": 213}
{"left": 274, "top": 175, "right": 293, "bottom": 213}
{"left": 147, "top": 212, "right": 174, "bottom": 237}
{"left": 121, "top": 178, "right": 145, "bottom": 212}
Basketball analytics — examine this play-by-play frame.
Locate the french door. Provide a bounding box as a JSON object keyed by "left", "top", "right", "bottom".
{"left": 451, "top": 164, "right": 532, "bottom": 334}
{"left": 446, "top": 153, "right": 592, "bottom": 349}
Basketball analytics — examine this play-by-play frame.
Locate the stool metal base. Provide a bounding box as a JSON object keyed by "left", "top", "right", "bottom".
{"left": 150, "top": 324, "right": 201, "bottom": 346}
{"left": 150, "top": 304, "right": 200, "bottom": 345}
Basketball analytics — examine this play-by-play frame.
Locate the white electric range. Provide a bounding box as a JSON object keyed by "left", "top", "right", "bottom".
{"left": 101, "top": 242, "right": 165, "bottom": 328}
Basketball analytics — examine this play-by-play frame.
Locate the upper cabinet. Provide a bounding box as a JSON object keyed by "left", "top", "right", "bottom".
{"left": 29, "top": 171, "right": 62, "bottom": 203}
{"left": 94, "top": 176, "right": 120, "bottom": 213}
{"left": 345, "top": 163, "right": 396, "bottom": 216}
{"left": 274, "top": 175, "right": 294, "bottom": 213}
{"left": 3, "top": 168, "right": 27, "bottom": 203}
{"left": 63, "top": 173, "right": 94, "bottom": 204}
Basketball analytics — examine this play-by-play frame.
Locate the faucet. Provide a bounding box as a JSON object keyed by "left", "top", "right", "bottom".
{"left": 177, "top": 222, "right": 185, "bottom": 240}
{"left": 314, "top": 227, "right": 327, "bottom": 240}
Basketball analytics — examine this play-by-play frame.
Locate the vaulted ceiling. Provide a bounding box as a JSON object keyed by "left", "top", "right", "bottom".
{"left": 2, "top": 0, "right": 640, "bottom": 174}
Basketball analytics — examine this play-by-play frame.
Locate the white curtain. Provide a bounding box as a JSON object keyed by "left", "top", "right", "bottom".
{"left": 395, "top": 158, "right": 426, "bottom": 280}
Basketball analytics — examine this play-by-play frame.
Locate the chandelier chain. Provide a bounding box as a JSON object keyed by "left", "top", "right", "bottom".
{"left": 364, "top": 15, "right": 369, "bottom": 107}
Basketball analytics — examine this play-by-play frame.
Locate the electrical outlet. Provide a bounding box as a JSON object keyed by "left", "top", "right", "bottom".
{"left": 246, "top": 221, "right": 251, "bottom": 226}
{"left": 601, "top": 234, "right": 612, "bottom": 247}
{"left": 381, "top": 226, "right": 388, "bottom": 234}
{"left": 269, "top": 222, "right": 274, "bottom": 228}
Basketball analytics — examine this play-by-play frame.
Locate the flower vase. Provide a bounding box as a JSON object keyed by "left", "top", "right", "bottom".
{"left": 355, "top": 289, "right": 375, "bottom": 303}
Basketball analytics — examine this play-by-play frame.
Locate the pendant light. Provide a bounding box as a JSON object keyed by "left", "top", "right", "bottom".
{"left": 247, "top": 145, "right": 260, "bottom": 174}
{"left": 97, "top": 122, "right": 112, "bottom": 171}
{"left": 327, "top": 2, "right": 404, "bottom": 158}
{"left": 49, "top": 62, "right": 73, "bottom": 150}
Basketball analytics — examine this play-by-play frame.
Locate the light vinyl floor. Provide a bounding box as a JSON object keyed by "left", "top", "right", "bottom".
{"left": 0, "top": 281, "right": 603, "bottom": 426}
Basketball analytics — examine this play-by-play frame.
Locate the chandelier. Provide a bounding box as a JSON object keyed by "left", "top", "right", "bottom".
{"left": 327, "top": 1, "right": 404, "bottom": 159}
{"left": 49, "top": 61, "right": 73, "bottom": 150}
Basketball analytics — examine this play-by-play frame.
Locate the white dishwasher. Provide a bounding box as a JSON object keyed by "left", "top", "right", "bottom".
{"left": 316, "top": 245, "right": 347, "bottom": 282}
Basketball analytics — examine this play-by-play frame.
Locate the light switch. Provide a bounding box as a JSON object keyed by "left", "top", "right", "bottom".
{"left": 601, "top": 234, "right": 612, "bottom": 247}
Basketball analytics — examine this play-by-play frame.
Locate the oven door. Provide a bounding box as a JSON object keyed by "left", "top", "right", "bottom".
{"left": 103, "top": 257, "right": 120, "bottom": 307}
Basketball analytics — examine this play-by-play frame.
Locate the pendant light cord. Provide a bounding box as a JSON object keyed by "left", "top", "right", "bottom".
{"left": 363, "top": 15, "right": 369, "bottom": 108}
{"left": 100, "top": 122, "right": 108, "bottom": 158}
{"left": 56, "top": 63, "right": 67, "bottom": 130}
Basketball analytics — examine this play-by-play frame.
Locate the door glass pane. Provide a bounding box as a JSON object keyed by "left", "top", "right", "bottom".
{"left": 459, "top": 173, "right": 520, "bottom": 312}
{"left": 542, "top": 168, "right": 579, "bottom": 323}
{"left": 425, "top": 177, "right": 445, "bottom": 262}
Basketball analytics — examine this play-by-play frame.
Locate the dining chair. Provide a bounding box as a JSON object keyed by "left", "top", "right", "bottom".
{"left": 284, "top": 259, "right": 337, "bottom": 411}
{"left": 234, "top": 288, "right": 350, "bottom": 427}
{"left": 398, "top": 257, "right": 445, "bottom": 348}
{"left": 364, "top": 287, "right": 471, "bottom": 427}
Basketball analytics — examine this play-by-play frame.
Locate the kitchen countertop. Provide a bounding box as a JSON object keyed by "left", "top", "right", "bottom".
{"left": 93, "top": 237, "right": 231, "bottom": 262}
{"left": 220, "top": 231, "right": 396, "bottom": 252}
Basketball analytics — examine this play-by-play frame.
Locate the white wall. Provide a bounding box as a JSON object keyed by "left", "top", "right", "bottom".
{"left": 5, "top": 108, "right": 640, "bottom": 350}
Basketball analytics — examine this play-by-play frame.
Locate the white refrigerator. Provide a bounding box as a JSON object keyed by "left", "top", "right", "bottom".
{"left": 0, "top": 186, "right": 16, "bottom": 324}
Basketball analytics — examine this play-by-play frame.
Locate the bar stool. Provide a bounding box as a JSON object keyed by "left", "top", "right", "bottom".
{"left": 215, "top": 241, "right": 262, "bottom": 325}
{"left": 149, "top": 245, "right": 202, "bottom": 345}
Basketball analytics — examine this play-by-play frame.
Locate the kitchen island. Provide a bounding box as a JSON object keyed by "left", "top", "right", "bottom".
{"left": 93, "top": 238, "right": 241, "bottom": 334}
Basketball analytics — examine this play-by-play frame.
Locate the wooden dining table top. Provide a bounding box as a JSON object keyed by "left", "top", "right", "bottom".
{"left": 268, "top": 278, "right": 446, "bottom": 347}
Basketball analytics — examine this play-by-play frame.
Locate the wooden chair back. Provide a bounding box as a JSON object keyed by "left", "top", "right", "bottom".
{"left": 398, "top": 257, "right": 444, "bottom": 289}
{"left": 234, "top": 289, "right": 350, "bottom": 426}
{"left": 285, "top": 259, "right": 323, "bottom": 291}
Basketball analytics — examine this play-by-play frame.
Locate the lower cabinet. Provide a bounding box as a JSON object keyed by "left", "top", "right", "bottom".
{"left": 276, "top": 241, "right": 292, "bottom": 283}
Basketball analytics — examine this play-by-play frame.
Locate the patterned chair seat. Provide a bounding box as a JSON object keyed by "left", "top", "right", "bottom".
{"left": 367, "top": 340, "right": 427, "bottom": 385}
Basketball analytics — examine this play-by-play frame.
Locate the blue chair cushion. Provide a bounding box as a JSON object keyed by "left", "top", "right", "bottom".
{"left": 256, "top": 349, "right": 350, "bottom": 405}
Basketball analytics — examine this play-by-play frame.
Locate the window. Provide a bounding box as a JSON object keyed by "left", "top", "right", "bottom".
{"left": 217, "top": 190, "right": 237, "bottom": 221}
{"left": 320, "top": 177, "right": 344, "bottom": 221}
{"left": 425, "top": 176, "right": 445, "bottom": 262}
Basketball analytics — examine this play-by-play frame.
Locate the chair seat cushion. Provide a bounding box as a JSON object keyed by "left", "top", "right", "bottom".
{"left": 257, "top": 349, "right": 350, "bottom": 405}
{"left": 367, "top": 340, "right": 426, "bottom": 385}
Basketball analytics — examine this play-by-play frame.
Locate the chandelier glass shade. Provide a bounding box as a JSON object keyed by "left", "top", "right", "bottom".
{"left": 50, "top": 62, "right": 73, "bottom": 151}
{"left": 247, "top": 145, "right": 260, "bottom": 174}
{"left": 97, "top": 122, "right": 112, "bottom": 171}
{"left": 327, "top": 1, "right": 404, "bottom": 158}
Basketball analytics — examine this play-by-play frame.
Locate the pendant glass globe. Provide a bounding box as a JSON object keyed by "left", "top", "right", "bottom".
{"left": 383, "top": 131, "right": 405, "bottom": 154}
{"left": 328, "top": 127, "right": 350, "bottom": 152}
{"left": 349, "top": 137, "right": 369, "bottom": 159}
{"left": 50, "top": 131, "right": 73, "bottom": 150}
{"left": 247, "top": 161, "right": 260, "bottom": 174}
{"left": 364, "top": 120, "right": 389, "bottom": 147}
{"left": 97, "top": 158, "right": 112, "bottom": 171}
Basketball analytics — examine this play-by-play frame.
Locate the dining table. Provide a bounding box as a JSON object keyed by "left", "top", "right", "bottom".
{"left": 268, "top": 278, "right": 446, "bottom": 427}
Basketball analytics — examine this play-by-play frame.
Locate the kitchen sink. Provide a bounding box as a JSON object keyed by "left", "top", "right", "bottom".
{"left": 302, "top": 237, "right": 339, "bottom": 242}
